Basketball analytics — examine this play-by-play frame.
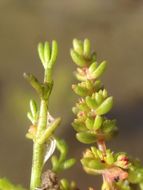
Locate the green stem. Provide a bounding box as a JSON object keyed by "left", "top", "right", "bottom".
{"left": 44, "top": 68, "right": 52, "bottom": 83}
{"left": 30, "top": 68, "right": 52, "bottom": 190}
{"left": 30, "top": 100, "right": 48, "bottom": 190}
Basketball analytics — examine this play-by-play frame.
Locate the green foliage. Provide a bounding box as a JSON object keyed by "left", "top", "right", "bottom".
{"left": 71, "top": 38, "right": 143, "bottom": 190}
{"left": 0, "top": 178, "right": 26, "bottom": 190}
{"left": 60, "top": 178, "right": 78, "bottom": 190}
{"left": 51, "top": 138, "right": 76, "bottom": 173}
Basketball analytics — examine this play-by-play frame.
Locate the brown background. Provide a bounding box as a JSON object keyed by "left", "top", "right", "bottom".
{"left": 0, "top": 0, "right": 143, "bottom": 189}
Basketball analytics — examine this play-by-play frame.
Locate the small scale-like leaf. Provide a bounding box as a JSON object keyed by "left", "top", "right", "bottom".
{"left": 76, "top": 132, "right": 96, "bottom": 144}
{"left": 72, "top": 121, "right": 87, "bottom": 132}
{"left": 93, "top": 115, "right": 103, "bottom": 130}
{"left": 91, "top": 61, "right": 107, "bottom": 79}
{"left": 83, "top": 38, "right": 91, "bottom": 58}
{"left": 70, "top": 49, "right": 87, "bottom": 67}
{"left": 73, "top": 39, "right": 83, "bottom": 55}
{"left": 62, "top": 159, "right": 76, "bottom": 170}
{"left": 95, "top": 93, "right": 103, "bottom": 105}
{"left": 85, "top": 118, "right": 94, "bottom": 130}
{"left": 96, "top": 97, "right": 113, "bottom": 115}
{"left": 72, "top": 84, "right": 88, "bottom": 97}
{"left": 86, "top": 96, "right": 98, "bottom": 109}
{"left": 89, "top": 62, "right": 97, "bottom": 73}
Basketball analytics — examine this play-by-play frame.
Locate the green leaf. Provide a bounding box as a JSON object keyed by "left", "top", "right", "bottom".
{"left": 62, "top": 159, "right": 76, "bottom": 170}
{"left": 95, "top": 93, "right": 103, "bottom": 105}
{"left": 44, "top": 41, "right": 51, "bottom": 63}
{"left": 85, "top": 96, "right": 98, "bottom": 109}
{"left": 70, "top": 49, "right": 87, "bottom": 67}
{"left": 93, "top": 115, "right": 103, "bottom": 130}
{"left": 83, "top": 38, "right": 91, "bottom": 58}
{"left": 96, "top": 97, "right": 113, "bottom": 115}
{"left": 85, "top": 118, "right": 94, "bottom": 130}
{"left": 76, "top": 132, "right": 96, "bottom": 144}
{"left": 60, "top": 179, "right": 70, "bottom": 190}
{"left": 48, "top": 40, "right": 58, "bottom": 68}
{"left": 89, "top": 62, "right": 97, "bottom": 73}
{"left": 72, "top": 121, "right": 87, "bottom": 132}
{"left": 81, "top": 158, "right": 104, "bottom": 170}
{"left": 37, "top": 42, "right": 45, "bottom": 66}
{"left": 0, "top": 178, "right": 26, "bottom": 190}
{"left": 73, "top": 39, "right": 83, "bottom": 55}
{"left": 30, "top": 99, "right": 37, "bottom": 118}
{"left": 72, "top": 84, "right": 89, "bottom": 97}
{"left": 91, "top": 61, "right": 107, "bottom": 79}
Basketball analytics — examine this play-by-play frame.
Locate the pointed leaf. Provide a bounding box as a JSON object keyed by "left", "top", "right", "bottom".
{"left": 96, "top": 97, "right": 113, "bottom": 115}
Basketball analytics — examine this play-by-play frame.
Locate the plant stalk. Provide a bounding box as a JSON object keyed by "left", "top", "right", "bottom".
{"left": 30, "top": 100, "right": 48, "bottom": 190}
{"left": 30, "top": 68, "right": 52, "bottom": 190}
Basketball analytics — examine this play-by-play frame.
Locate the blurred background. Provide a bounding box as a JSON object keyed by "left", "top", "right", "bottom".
{"left": 0, "top": 0, "right": 143, "bottom": 189}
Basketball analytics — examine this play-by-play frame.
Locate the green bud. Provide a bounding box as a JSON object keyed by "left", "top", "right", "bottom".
{"left": 93, "top": 115, "right": 103, "bottom": 130}
{"left": 73, "top": 39, "right": 83, "bottom": 55}
{"left": 91, "top": 61, "right": 107, "bottom": 79}
{"left": 96, "top": 97, "right": 113, "bottom": 115}
{"left": 70, "top": 49, "right": 87, "bottom": 67}
{"left": 44, "top": 41, "right": 51, "bottom": 64}
{"left": 86, "top": 96, "right": 98, "bottom": 109}
{"left": 38, "top": 42, "right": 45, "bottom": 66}
{"left": 85, "top": 118, "right": 94, "bottom": 130}
{"left": 76, "top": 132, "right": 96, "bottom": 144}
{"left": 89, "top": 62, "right": 98, "bottom": 73}
{"left": 83, "top": 38, "right": 91, "bottom": 58}
{"left": 62, "top": 159, "right": 76, "bottom": 170}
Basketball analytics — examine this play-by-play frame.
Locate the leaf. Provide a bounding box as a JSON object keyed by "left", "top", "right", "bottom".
{"left": 44, "top": 41, "right": 51, "bottom": 63}
{"left": 96, "top": 97, "right": 113, "bottom": 115}
{"left": 37, "top": 42, "right": 45, "bottom": 66}
{"left": 83, "top": 38, "right": 91, "bottom": 58}
{"left": 91, "top": 61, "right": 107, "bottom": 79}
{"left": 73, "top": 39, "right": 83, "bottom": 55}
{"left": 76, "top": 132, "right": 96, "bottom": 144}
{"left": 62, "top": 159, "right": 76, "bottom": 170}
{"left": 48, "top": 40, "right": 58, "bottom": 68}
{"left": 70, "top": 49, "right": 87, "bottom": 67}
{"left": 93, "top": 115, "right": 103, "bottom": 130}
